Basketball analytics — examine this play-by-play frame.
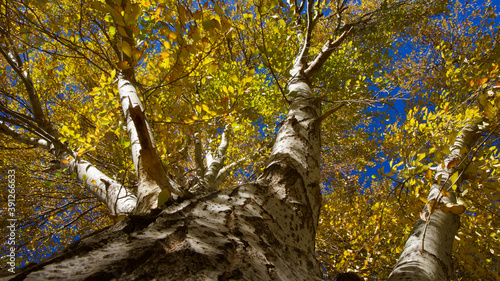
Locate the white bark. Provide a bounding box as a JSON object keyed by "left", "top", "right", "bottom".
{"left": 0, "top": 121, "right": 51, "bottom": 150}
{"left": 388, "top": 120, "right": 481, "bottom": 281}
{"left": 264, "top": 67, "right": 322, "bottom": 228}
{"left": 118, "top": 76, "right": 151, "bottom": 173}
{"left": 203, "top": 128, "right": 230, "bottom": 191}
{"left": 0, "top": 182, "right": 322, "bottom": 281}
{"left": 63, "top": 159, "right": 137, "bottom": 216}
{"left": 1, "top": 66, "right": 325, "bottom": 281}
{"left": 189, "top": 128, "right": 231, "bottom": 194}
{"left": 118, "top": 75, "right": 172, "bottom": 213}
{"left": 0, "top": 121, "right": 137, "bottom": 215}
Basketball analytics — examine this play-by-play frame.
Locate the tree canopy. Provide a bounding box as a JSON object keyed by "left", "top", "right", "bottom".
{"left": 0, "top": 0, "right": 499, "bottom": 279}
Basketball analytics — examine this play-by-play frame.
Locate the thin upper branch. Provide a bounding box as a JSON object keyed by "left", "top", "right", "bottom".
{"left": 294, "top": 0, "right": 317, "bottom": 69}
{"left": 0, "top": 41, "right": 46, "bottom": 126}
{"left": 0, "top": 121, "right": 51, "bottom": 150}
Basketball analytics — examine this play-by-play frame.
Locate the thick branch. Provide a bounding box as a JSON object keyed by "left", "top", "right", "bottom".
{"left": 202, "top": 127, "right": 230, "bottom": 191}
{"left": 118, "top": 75, "right": 172, "bottom": 214}
{"left": 0, "top": 109, "right": 69, "bottom": 156}
{"left": 194, "top": 133, "right": 205, "bottom": 178}
{"left": 0, "top": 121, "right": 137, "bottom": 215}
{"left": 304, "top": 27, "right": 352, "bottom": 80}
{"left": 294, "top": 0, "right": 316, "bottom": 69}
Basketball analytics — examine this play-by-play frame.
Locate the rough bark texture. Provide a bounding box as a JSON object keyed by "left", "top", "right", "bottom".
{"left": 0, "top": 73, "right": 323, "bottom": 281}
{"left": 388, "top": 121, "right": 481, "bottom": 281}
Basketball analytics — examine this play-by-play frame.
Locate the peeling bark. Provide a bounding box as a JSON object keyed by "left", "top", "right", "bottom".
{"left": 388, "top": 120, "right": 481, "bottom": 281}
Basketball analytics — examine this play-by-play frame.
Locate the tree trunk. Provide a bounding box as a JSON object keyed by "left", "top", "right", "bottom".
{"left": 118, "top": 75, "right": 173, "bottom": 214}
{"left": 388, "top": 121, "right": 480, "bottom": 281}
{"left": 0, "top": 70, "right": 323, "bottom": 281}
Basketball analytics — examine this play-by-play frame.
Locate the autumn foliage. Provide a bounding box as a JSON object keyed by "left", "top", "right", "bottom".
{"left": 0, "top": 0, "right": 499, "bottom": 279}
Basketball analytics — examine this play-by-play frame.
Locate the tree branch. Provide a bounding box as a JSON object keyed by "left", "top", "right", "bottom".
{"left": 0, "top": 121, "right": 51, "bottom": 150}
{"left": 316, "top": 103, "right": 346, "bottom": 124}
{"left": 304, "top": 27, "right": 353, "bottom": 80}
{"left": 194, "top": 133, "right": 205, "bottom": 178}
{"left": 294, "top": 0, "right": 316, "bottom": 69}
{"left": 119, "top": 76, "right": 172, "bottom": 214}
{"left": 0, "top": 121, "right": 137, "bottom": 215}
{"left": 0, "top": 41, "right": 47, "bottom": 127}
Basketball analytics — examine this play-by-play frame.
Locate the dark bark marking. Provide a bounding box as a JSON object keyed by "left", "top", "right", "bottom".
{"left": 128, "top": 102, "right": 151, "bottom": 150}
{"left": 217, "top": 269, "right": 243, "bottom": 281}
{"left": 421, "top": 249, "right": 449, "bottom": 279}
{"left": 158, "top": 225, "right": 188, "bottom": 254}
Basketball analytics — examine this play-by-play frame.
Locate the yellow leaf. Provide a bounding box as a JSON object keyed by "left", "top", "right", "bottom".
{"left": 122, "top": 41, "right": 132, "bottom": 58}
{"left": 61, "top": 159, "right": 69, "bottom": 164}
{"left": 132, "top": 49, "right": 141, "bottom": 61}
{"left": 214, "top": 4, "right": 224, "bottom": 16}
{"left": 109, "top": 26, "right": 116, "bottom": 36}
{"left": 447, "top": 159, "right": 458, "bottom": 170}
{"left": 141, "top": 0, "right": 150, "bottom": 8}
{"left": 450, "top": 171, "right": 459, "bottom": 184}
{"left": 155, "top": 6, "right": 163, "bottom": 22}
{"left": 118, "top": 26, "right": 129, "bottom": 37}
{"left": 117, "top": 61, "right": 130, "bottom": 69}
{"left": 110, "top": 69, "right": 117, "bottom": 80}
{"left": 425, "top": 169, "right": 432, "bottom": 179}
{"left": 168, "top": 31, "right": 177, "bottom": 41}
{"left": 477, "top": 77, "right": 488, "bottom": 86}
{"left": 91, "top": 180, "right": 97, "bottom": 185}
{"left": 207, "top": 64, "right": 218, "bottom": 74}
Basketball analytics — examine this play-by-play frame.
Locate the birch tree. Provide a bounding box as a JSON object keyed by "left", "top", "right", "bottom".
{"left": 315, "top": 1, "right": 500, "bottom": 279}
{"left": 385, "top": 2, "right": 500, "bottom": 279}
{"left": 3, "top": 0, "right": 497, "bottom": 280}
{"left": 388, "top": 120, "right": 481, "bottom": 280}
